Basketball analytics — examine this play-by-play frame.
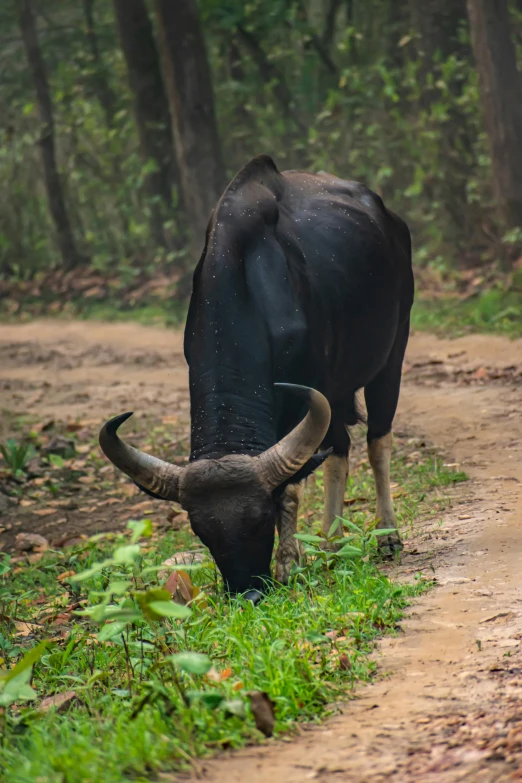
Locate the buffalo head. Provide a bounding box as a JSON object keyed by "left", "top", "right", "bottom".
{"left": 99, "top": 384, "right": 330, "bottom": 601}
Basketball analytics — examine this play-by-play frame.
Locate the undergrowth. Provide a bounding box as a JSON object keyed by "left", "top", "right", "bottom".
{"left": 0, "top": 451, "right": 466, "bottom": 782}
{"left": 412, "top": 288, "right": 522, "bottom": 338}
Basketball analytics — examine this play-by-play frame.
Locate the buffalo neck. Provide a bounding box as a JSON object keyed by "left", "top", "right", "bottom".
{"left": 188, "top": 365, "right": 277, "bottom": 461}
{"left": 184, "top": 245, "right": 278, "bottom": 461}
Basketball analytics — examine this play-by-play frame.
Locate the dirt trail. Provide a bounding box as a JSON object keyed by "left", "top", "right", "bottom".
{"left": 2, "top": 322, "right": 522, "bottom": 781}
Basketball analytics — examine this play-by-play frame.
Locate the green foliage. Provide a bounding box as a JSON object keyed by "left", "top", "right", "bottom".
{"left": 0, "top": 450, "right": 465, "bottom": 781}
{"left": 412, "top": 287, "right": 522, "bottom": 337}
{"left": 1, "top": 0, "right": 521, "bottom": 296}
{"left": 0, "top": 438, "right": 35, "bottom": 475}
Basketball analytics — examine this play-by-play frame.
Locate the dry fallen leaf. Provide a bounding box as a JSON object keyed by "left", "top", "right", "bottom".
{"left": 32, "top": 419, "right": 55, "bottom": 434}
{"left": 339, "top": 655, "right": 351, "bottom": 671}
{"left": 165, "top": 569, "right": 193, "bottom": 605}
{"left": 57, "top": 570, "right": 76, "bottom": 582}
{"left": 39, "top": 691, "right": 79, "bottom": 713}
{"left": 32, "top": 508, "right": 56, "bottom": 517}
{"left": 129, "top": 501, "right": 155, "bottom": 513}
{"left": 166, "top": 508, "right": 189, "bottom": 530}
{"left": 51, "top": 534, "right": 87, "bottom": 549}
{"left": 248, "top": 691, "right": 275, "bottom": 737}
{"left": 15, "top": 532, "right": 49, "bottom": 551}
{"left": 15, "top": 621, "right": 40, "bottom": 637}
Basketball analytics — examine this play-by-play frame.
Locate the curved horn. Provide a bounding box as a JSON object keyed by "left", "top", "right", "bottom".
{"left": 99, "top": 412, "right": 182, "bottom": 501}
{"left": 256, "top": 384, "right": 331, "bottom": 490}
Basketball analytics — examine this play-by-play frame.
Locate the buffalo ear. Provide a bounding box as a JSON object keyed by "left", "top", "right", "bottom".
{"left": 277, "top": 448, "right": 333, "bottom": 491}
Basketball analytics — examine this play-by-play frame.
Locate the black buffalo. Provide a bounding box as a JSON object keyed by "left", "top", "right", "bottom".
{"left": 99, "top": 155, "right": 414, "bottom": 603}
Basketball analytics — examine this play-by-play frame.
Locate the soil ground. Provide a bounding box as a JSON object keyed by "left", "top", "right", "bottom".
{"left": 2, "top": 321, "right": 522, "bottom": 781}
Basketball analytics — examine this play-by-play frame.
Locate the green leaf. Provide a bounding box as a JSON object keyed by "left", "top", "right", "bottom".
{"left": 136, "top": 588, "right": 172, "bottom": 606}
{"left": 370, "top": 528, "right": 399, "bottom": 537}
{"left": 335, "top": 544, "right": 363, "bottom": 558}
{"left": 68, "top": 559, "right": 115, "bottom": 582}
{"left": 327, "top": 519, "right": 342, "bottom": 537}
{"left": 186, "top": 690, "right": 224, "bottom": 709}
{"left": 169, "top": 652, "right": 212, "bottom": 675}
{"left": 127, "top": 519, "right": 153, "bottom": 543}
{"left": 147, "top": 601, "right": 192, "bottom": 620}
{"left": 0, "top": 677, "right": 37, "bottom": 706}
{"left": 222, "top": 699, "right": 246, "bottom": 718}
{"left": 101, "top": 607, "right": 142, "bottom": 623}
{"left": 113, "top": 544, "right": 141, "bottom": 563}
{"left": 0, "top": 555, "right": 11, "bottom": 577}
{"left": 108, "top": 580, "right": 131, "bottom": 596}
{"left": 140, "top": 562, "right": 206, "bottom": 575}
{"left": 341, "top": 518, "right": 364, "bottom": 534}
{"left": 1, "top": 641, "right": 49, "bottom": 684}
{"left": 136, "top": 589, "right": 178, "bottom": 621}
{"left": 98, "top": 622, "right": 128, "bottom": 642}
{"left": 294, "top": 534, "right": 324, "bottom": 544}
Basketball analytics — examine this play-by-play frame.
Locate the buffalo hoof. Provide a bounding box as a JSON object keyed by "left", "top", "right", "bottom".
{"left": 376, "top": 532, "right": 403, "bottom": 560}
{"left": 244, "top": 590, "right": 263, "bottom": 605}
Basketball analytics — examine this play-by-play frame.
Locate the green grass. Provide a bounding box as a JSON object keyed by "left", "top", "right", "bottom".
{"left": 412, "top": 288, "right": 522, "bottom": 338}
{"left": 0, "top": 450, "right": 466, "bottom": 783}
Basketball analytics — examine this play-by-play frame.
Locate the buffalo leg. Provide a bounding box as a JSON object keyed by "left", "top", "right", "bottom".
{"left": 322, "top": 453, "right": 349, "bottom": 537}
{"left": 275, "top": 483, "right": 302, "bottom": 583}
{"left": 364, "top": 319, "right": 410, "bottom": 557}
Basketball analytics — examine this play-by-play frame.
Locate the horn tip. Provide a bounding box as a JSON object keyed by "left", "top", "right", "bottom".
{"left": 100, "top": 411, "right": 134, "bottom": 438}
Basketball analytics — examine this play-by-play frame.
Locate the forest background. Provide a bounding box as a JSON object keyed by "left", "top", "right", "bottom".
{"left": 2, "top": 0, "right": 522, "bottom": 333}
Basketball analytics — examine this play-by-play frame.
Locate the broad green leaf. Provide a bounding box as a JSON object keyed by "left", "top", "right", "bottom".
{"left": 169, "top": 652, "right": 212, "bottom": 675}
{"left": 1, "top": 640, "right": 49, "bottom": 683}
{"left": 113, "top": 544, "right": 141, "bottom": 563}
{"left": 335, "top": 544, "right": 363, "bottom": 558}
{"left": 0, "top": 678, "right": 37, "bottom": 706}
{"left": 294, "top": 534, "right": 324, "bottom": 544}
{"left": 48, "top": 453, "right": 64, "bottom": 468}
{"left": 127, "top": 519, "right": 153, "bottom": 543}
{"left": 370, "top": 528, "right": 399, "bottom": 537}
{"left": 68, "top": 559, "right": 115, "bottom": 582}
{"left": 222, "top": 698, "right": 246, "bottom": 718}
{"left": 111, "top": 688, "right": 131, "bottom": 698}
{"left": 108, "top": 580, "right": 131, "bottom": 596}
{"left": 186, "top": 690, "right": 224, "bottom": 709}
{"left": 136, "top": 589, "right": 175, "bottom": 621}
{"left": 100, "top": 608, "right": 142, "bottom": 623}
{"left": 147, "top": 601, "right": 192, "bottom": 620}
{"left": 341, "top": 519, "right": 364, "bottom": 534}
{"left": 0, "top": 555, "right": 11, "bottom": 576}
{"left": 327, "top": 519, "right": 342, "bottom": 537}
{"left": 140, "top": 563, "right": 206, "bottom": 575}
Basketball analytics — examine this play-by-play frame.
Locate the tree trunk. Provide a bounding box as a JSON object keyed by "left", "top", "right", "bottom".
{"left": 112, "top": 0, "right": 177, "bottom": 218}
{"left": 19, "top": 0, "right": 83, "bottom": 270}
{"left": 467, "top": 0, "right": 522, "bottom": 231}
{"left": 293, "top": 0, "right": 338, "bottom": 75}
{"left": 82, "top": 0, "right": 118, "bottom": 127}
{"left": 322, "top": 0, "right": 342, "bottom": 47}
{"left": 409, "top": 0, "right": 467, "bottom": 63}
{"left": 152, "top": 0, "right": 225, "bottom": 249}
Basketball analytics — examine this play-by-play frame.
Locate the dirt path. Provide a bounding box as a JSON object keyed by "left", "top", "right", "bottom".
{"left": 2, "top": 322, "right": 522, "bottom": 781}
